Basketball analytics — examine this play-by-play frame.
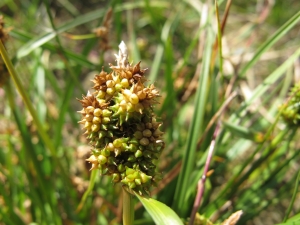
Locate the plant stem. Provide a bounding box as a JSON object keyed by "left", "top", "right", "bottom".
{"left": 123, "top": 187, "right": 134, "bottom": 225}
{"left": 189, "top": 122, "right": 221, "bottom": 225}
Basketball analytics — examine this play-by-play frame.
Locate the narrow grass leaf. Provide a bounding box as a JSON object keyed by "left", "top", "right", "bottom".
{"left": 240, "top": 10, "right": 300, "bottom": 77}
{"left": 223, "top": 121, "right": 256, "bottom": 140}
{"left": 16, "top": 8, "right": 106, "bottom": 58}
{"left": 172, "top": 11, "right": 215, "bottom": 216}
{"left": 231, "top": 46, "right": 300, "bottom": 122}
{"left": 283, "top": 170, "right": 300, "bottom": 222}
{"left": 76, "top": 170, "right": 98, "bottom": 212}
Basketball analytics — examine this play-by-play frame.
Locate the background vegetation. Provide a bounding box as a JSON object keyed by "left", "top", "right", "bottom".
{"left": 0, "top": 0, "right": 300, "bottom": 224}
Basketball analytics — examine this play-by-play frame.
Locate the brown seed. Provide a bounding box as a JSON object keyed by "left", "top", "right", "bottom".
{"left": 142, "top": 129, "right": 152, "bottom": 137}
{"left": 140, "top": 137, "right": 149, "bottom": 146}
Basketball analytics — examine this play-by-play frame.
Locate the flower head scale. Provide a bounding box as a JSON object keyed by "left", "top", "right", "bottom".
{"left": 114, "top": 41, "right": 128, "bottom": 68}
{"left": 78, "top": 41, "right": 164, "bottom": 196}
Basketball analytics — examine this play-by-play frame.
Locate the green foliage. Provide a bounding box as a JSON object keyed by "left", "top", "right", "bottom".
{"left": 136, "top": 193, "right": 184, "bottom": 225}
{"left": 0, "top": 0, "right": 300, "bottom": 225}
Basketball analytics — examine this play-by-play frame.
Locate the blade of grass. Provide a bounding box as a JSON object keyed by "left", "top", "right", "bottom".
{"left": 172, "top": 8, "right": 214, "bottom": 217}
{"left": 16, "top": 1, "right": 170, "bottom": 59}
{"left": 283, "top": 170, "right": 300, "bottom": 222}
{"left": 239, "top": 10, "right": 300, "bottom": 77}
{"left": 76, "top": 170, "right": 98, "bottom": 212}
{"left": 230, "top": 46, "right": 300, "bottom": 123}
{"left": 11, "top": 29, "right": 96, "bottom": 69}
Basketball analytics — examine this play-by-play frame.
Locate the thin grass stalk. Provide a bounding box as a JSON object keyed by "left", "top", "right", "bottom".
{"left": 283, "top": 170, "right": 300, "bottom": 222}
{"left": 189, "top": 123, "right": 221, "bottom": 225}
{"left": 210, "top": 0, "right": 223, "bottom": 79}
{"left": 123, "top": 188, "right": 134, "bottom": 225}
{"left": 173, "top": 5, "right": 214, "bottom": 216}
{"left": 239, "top": 10, "right": 300, "bottom": 77}
{"left": 76, "top": 170, "right": 98, "bottom": 212}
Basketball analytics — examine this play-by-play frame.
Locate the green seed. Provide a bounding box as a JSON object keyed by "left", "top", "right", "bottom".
{"left": 135, "top": 150, "right": 143, "bottom": 158}
{"left": 118, "top": 164, "right": 126, "bottom": 172}
{"left": 96, "top": 90, "right": 106, "bottom": 99}
{"left": 84, "top": 121, "right": 92, "bottom": 130}
{"left": 128, "top": 143, "right": 138, "bottom": 152}
{"left": 107, "top": 156, "right": 116, "bottom": 165}
{"left": 134, "top": 131, "right": 143, "bottom": 139}
{"left": 107, "top": 143, "right": 114, "bottom": 151}
{"left": 130, "top": 93, "right": 139, "bottom": 104}
{"left": 93, "top": 108, "right": 102, "bottom": 116}
{"left": 135, "top": 179, "right": 142, "bottom": 185}
{"left": 121, "top": 78, "right": 129, "bottom": 88}
{"left": 101, "top": 148, "right": 111, "bottom": 157}
{"left": 98, "top": 155, "right": 107, "bottom": 165}
{"left": 92, "top": 116, "right": 101, "bottom": 124}
{"left": 126, "top": 173, "right": 137, "bottom": 181}
{"left": 115, "top": 83, "right": 122, "bottom": 91}
{"left": 129, "top": 182, "right": 136, "bottom": 189}
{"left": 106, "top": 87, "right": 116, "bottom": 95}
{"left": 112, "top": 173, "right": 120, "bottom": 182}
{"left": 140, "top": 172, "right": 152, "bottom": 183}
{"left": 102, "top": 109, "right": 112, "bottom": 117}
{"left": 126, "top": 167, "right": 135, "bottom": 176}
{"left": 128, "top": 155, "right": 136, "bottom": 162}
{"left": 91, "top": 124, "right": 100, "bottom": 132}
{"left": 113, "top": 139, "right": 123, "bottom": 148}
{"left": 102, "top": 117, "right": 110, "bottom": 124}
{"left": 98, "top": 131, "right": 107, "bottom": 139}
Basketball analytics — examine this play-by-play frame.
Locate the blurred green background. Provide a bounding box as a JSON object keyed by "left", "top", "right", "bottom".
{"left": 1, "top": 0, "right": 300, "bottom": 224}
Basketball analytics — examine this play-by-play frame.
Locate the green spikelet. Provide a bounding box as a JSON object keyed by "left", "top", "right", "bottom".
{"left": 78, "top": 41, "right": 164, "bottom": 195}
{"left": 280, "top": 82, "right": 300, "bottom": 126}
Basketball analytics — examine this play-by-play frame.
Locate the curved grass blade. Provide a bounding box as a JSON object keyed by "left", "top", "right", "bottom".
{"left": 240, "top": 10, "right": 300, "bottom": 77}
{"left": 76, "top": 170, "right": 98, "bottom": 212}
{"left": 16, "top": 8, "right": 106, "bottom": 58}
{"left": 283, "top": 170, "right": 300, "bottom": 222}
{"left": 136, "top": 194, "right": 184, "bottom": 225}
{"left": 172, "top": 9, "right": 214, "bottom": 216}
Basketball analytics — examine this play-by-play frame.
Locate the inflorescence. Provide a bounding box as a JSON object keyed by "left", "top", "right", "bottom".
{"left": 78, "top": 41, "right": 164, "bottom": 196}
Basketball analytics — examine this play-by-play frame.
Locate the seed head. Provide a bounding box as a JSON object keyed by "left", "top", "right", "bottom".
{"left": 78, "top": 41, "right": 164, "bottom": 195}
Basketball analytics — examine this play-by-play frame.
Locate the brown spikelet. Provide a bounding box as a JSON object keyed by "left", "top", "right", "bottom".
{"left": 221, "top": 210, "right": 243, "bottom": 225}
{"left": 78, "top": 41, "right": 164, "bottom": 196}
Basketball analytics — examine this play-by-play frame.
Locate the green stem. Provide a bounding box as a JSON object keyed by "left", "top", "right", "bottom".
{"left": 123, "top": 187, "right": 134, "bottom": 225}
{"left": 283, "top": 170, "right": 300, "bottom": 222}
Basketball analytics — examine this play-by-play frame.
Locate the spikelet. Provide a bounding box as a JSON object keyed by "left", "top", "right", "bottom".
{"left": 280, "top": 82, "right": 300, "bottom": 126}
{"left": 78, "top": 41, "right": 164, "bottom": 196}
